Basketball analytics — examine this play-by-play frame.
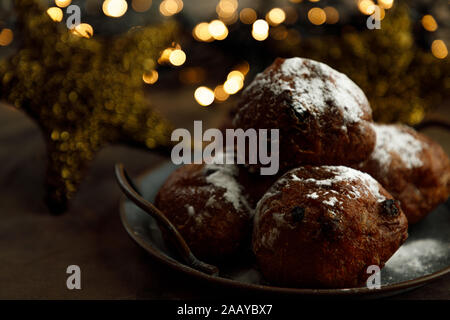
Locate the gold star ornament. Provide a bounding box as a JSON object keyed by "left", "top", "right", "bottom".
{"left": 0, "top": 0, "right": 176, "bottom": 213}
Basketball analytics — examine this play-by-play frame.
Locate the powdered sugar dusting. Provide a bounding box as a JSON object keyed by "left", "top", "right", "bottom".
{"left": 307, "top": 192, "right": 319, "bottom": 199}
{"left": 370, "top": 124, "right": 423, "bottom": 172}
{"left": 204, "top": 162, "right": 250, "bottom": 213}
{"left": 242, "top": 57, "right": 369, "bottom": 126}
{"left": 290, "top": 166, "right": 386, "bottom": 203}
{"left": 323, "top": 197, "right": 338, "bottom": 206}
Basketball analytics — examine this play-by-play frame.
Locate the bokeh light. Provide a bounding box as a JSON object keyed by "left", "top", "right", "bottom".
{"left": 224, "top": 71, "right": 244, "bottom": 95}
{"left": 72, "top": 23, "right": 94, "bottom": 38}
{"left": 214, "top": 85, "right": 229, "bottom": 102}
{"left": 169, "top": 49, "right": 186, "bottom": 66}
{"left": 193, "top": 22, "right": 213, "bottom": 42}
{"left": 308, "top": 8, "right": 326, "bottom": 25}
{"left": 431, "top": 40, "right": 448, "bottom": 59}
{"left": 208, "top": 20, "right": 228, "bottom": 40}
{"left": 227, "top": 70, "right": 245, "bottom": 81}
{"left": 55, "top": 0, "right": 72, "bottom": 8}
{"left": 159, "top": 0, "right": 183, "bottom": 16}
{"left": 378, "top": 0, "right": 394, "bottom": 9}
{"left": 132, "top": 0, "right": 152, "bottom": 13}
{"left": 324, "top": 7, "right": 339, "bottom": 24}
{"left": 421, "top": 15, "right": 438, "bottom": 32}
{"left": 216, "top": 0, "right": 238, "bottom": 20}
{"left": 358, "top": 0, "right": 376, "bottom": 15}
{"left": 266, "top": 8, "right": 286, "bottom": 26}
{"left": 239, "top": 8, "right": 257, "bottom": 25}
{"left": 143, "top": 70, "right": 159, "bottom": 84}
{"left": 47, "top": 7, "right": 64, "bottom": 22}
{"left": 158, "top": 47, "right": 174, "bottom": 64}
{"left": 252, "top": 19, "right": 269, "bottom": 41}
{"left": 235, "top": 61, "right": 250, "bottom": 76}
{"left": 103, "top": 0, "right": 128, "bottom": 18}
{"left": 194, "top": 87, "right": 215, "bottom": 106}
{"left": 0, "top": 28, "right": 13, "bottom": 46}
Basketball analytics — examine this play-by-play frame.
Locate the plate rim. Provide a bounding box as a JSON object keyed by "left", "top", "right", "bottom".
{"left": 118, "top": 164, "right": 450, "bottom": 296}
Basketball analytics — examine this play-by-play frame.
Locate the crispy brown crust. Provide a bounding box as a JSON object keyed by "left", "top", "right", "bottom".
{"left": 252, "top": 166, "right": 408, "bottom": 288}
{"left": 155, "top": 164, "right": 252, "bottom": 262}
{"left": 356, "top": 125, "right": 450, "bottom": 224}
{"left": 232, "top": 58, "right": 376, "bottom": 171}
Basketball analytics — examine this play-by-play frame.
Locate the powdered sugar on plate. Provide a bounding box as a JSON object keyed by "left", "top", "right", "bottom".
{"left": 241, "top": 57, "right": 370, "bottom": 126}
{"left": 370, "top": 124, "right": 423, "bottom": 172}
{"left": 384, "top": 239, "right": 449, "bottom": 280}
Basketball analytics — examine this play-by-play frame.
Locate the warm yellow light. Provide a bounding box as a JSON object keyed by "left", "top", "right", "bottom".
{"left": 214, "top": 85, "right": 229, "bottom": 102}
{"left": 193, "top": 22, "right": 213, "bottom": 42}
{"left": 72, "top": 23, "right": 94, "bottom": 38}
{"left": 324, "top": 6, "right": 339, "bottom": 24}
{"left": 224, "top": 77, "right": 244, "bottom": 95}
{"left": 218, "top": 0, "right": 238, "bottom": 12}
{"left": 266, "top": 8, "right": 286, "bottom": 26}
{"left": 103, "top": 0, "right": 128, "bottom": 18}
{"left": 378, "top": 0, "right": 393, "bottom": 9}
{"left": 143, "top": 70, "right": 159, "bottom": 84}
{"left": 252, "top": 19, "right": 269, "bottom": 41}
{"left": 227, "top": 70, "right": 245, "bottom": 81}
{"left": 422, "top": 15, "right": 438, "bottom": 32}
{"left": 159, "top": 0, "right": 183, "bottom": 16}
{"left": 235, "top": 61, "right": 250, "bottom": 75}
{"left": 217, "top": 0, "right": 238, "bottom": 19}
{"left": 308, "top": 7, "right": 326, "bottom": 25}
{"left": 158, "top": 47, "right": 174, "bottom": 64}
{"left": 309, "top": 0, "right": 320, "bottom": 2}
{"left": 169, "top": 49, "right": 186, "bottom": 66}
{"left": 195, "top": 87, "right": 215, "bottom": 106}
{"left": 378, "top": 6, "right": 386, "bottom": 20}
{"left": 55, "top": 0, "right": 72, "bottom": 8}
{"left": 132, "top": 0, "right": 152, "bottom": 12}
{"left": 240, "top": 8, "right": 257, "bottom": 25}
{"left": 47, "top": 7, "right": 64, "bottom": 22}
{"left": 358, "top": 0, "right": 376, "bottom": 15}
{"left": 431, "top": 40, "right": 448, "bottom": 59}
{"left": 0, "top": 28, "right": 13, "bottom": 46}
{"left": 209, "top": 20, "right": 228, "bottom": 40}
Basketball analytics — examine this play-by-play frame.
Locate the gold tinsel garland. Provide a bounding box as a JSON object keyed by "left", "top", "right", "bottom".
{"left": 278, "top": 4, "right": 449, "bottom": 125}
{"left": 0, "top": 0, "right": 176, "bottom": 213}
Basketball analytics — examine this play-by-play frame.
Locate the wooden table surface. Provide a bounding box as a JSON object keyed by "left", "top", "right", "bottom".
{"left": 0, "top": 97, "right": 449, "bottom": 300}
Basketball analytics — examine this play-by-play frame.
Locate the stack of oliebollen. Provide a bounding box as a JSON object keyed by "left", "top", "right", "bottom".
{"left": 155, "top": 57, "right": 450, "bottom": 288}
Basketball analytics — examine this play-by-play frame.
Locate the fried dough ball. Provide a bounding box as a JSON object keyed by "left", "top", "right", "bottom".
{"left": 253, "top": 166, "right": 408, "bottom": 288}
{"left": 232, "top": 57, "right": 376, "bottom": 172}
{"left": 355, "top": 124, "right": 450, "bottom": 224}
{"left": 155, "top": 162, "right": 252, "bottom": 262}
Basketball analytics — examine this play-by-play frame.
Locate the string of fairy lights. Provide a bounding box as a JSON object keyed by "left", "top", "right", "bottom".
{"left": 0, "top": 0, "right": 448, "bottom": 107}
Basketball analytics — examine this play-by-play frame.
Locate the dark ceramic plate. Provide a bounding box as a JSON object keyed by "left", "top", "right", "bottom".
{"left": 119, "top": 161, "right": 450, "bottom": 298}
